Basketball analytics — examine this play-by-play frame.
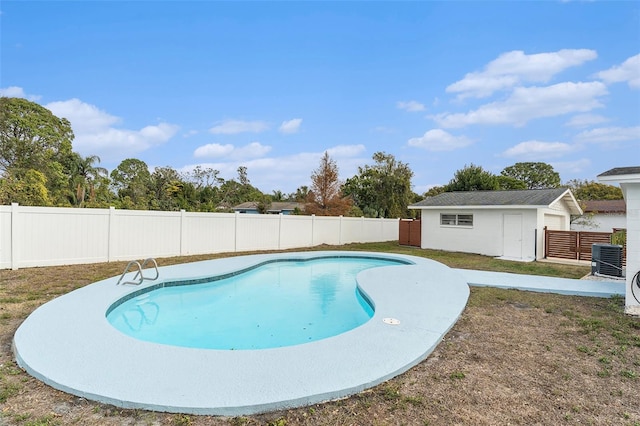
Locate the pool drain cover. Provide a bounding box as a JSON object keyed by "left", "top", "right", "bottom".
{"left": 382, "top": 317, "right": 400, "bottom": 325}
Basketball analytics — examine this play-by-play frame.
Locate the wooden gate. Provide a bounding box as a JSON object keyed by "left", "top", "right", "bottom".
{"left": 399, "top": 219, "right": 421, "bottom": 247}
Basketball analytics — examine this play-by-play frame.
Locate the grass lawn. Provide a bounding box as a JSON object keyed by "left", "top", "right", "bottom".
{"left": 0, "top": 242, "right": 638, "bottom": 425}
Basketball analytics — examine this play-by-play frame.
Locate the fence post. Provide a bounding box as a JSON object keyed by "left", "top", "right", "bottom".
{"left": 543, "top": 226, "right": 548, "bottom": 258}
{"left": 180, "top": 209, "right": 186, "bottom": 256}
{"left": 107, "top": 207, "right": 115, "bottom": 262}
{"left": 278, "top": 213, "right": 283, "bottom": 250}
{"left": 234, "top": 211, "right": 239, "bottom": 252}
{"left": 10, "top": 203, "right": 19, "bottom": 270}
{"left": 310, "top": 215, "right": 314, "bottom": 246}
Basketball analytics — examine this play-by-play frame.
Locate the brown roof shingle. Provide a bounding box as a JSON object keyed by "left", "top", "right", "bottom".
{"left": 582, "top": 199, "right": 626, "bottom": 214}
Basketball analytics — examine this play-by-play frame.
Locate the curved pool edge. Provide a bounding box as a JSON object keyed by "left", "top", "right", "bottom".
{"left": 13, "top": 251, "right": 470, "bottom": 415}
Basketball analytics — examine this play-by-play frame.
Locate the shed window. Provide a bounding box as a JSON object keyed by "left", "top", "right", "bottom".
{"left": 440, "top": 213, "right": 473, "bottom": 227}
{"left": 441, "top": 214, "right": 457, "bottom": 225}
{"left": 457, "top": 214, "right": 473, "bottom": 226}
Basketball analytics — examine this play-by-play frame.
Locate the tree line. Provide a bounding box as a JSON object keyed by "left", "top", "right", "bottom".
{"left": 0, "top": 97, "right": 622, "bottom": 217}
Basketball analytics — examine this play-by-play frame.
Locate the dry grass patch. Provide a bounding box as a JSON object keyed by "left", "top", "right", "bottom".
{"left": 1, "top": 243, "right": 638, "bottom": 425}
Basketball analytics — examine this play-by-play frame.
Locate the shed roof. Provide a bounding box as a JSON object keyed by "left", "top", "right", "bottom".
{"left": 410, "top": 188, "right": 582, "bottom": 215}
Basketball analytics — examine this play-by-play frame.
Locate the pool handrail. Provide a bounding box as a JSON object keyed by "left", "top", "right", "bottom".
{"left": 116, "top": 258, "right": 159, "bottom": 285}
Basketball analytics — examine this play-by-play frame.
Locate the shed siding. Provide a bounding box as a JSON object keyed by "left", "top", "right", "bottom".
{"left": 549, "top": 199, "right": 566, "bottom": 212}
{"left": 420, "top": 209, "right": 537, "bottom": 259}
{"left": 541, "top": 205, "right": 571, "bottom": 230}
{"left": 544, "top": 214, "right": 564, "bottom": 230}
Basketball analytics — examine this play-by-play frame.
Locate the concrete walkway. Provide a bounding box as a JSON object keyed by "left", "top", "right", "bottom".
{"left": 455, "top": 269, "right": 625, "bottom": 298}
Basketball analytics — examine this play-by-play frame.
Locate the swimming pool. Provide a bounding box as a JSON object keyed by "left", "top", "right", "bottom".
{"left": 107, "top": 257, "right": 404, "bottom": 349}
{"left": 13, "top": 251, "right": 470, "bottom": 415}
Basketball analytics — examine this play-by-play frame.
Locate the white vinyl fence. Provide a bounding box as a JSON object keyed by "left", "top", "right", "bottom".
{"left": 0, "top": 204, "right": 399, "bottom": 270}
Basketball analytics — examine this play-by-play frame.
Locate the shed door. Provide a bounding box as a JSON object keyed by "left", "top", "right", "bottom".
{"left": 503, "top": 214, "right": 523, "bottom": 259}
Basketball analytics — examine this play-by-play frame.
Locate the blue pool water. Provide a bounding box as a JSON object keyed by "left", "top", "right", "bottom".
{"left": 107, "top": 257, "right": 404, "bottom": 350}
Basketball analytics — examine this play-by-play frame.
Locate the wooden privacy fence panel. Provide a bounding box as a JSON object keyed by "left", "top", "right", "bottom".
{"left": 544, "top": 227, "right": 626, "bottom": 265}
{"left": 544, "top": 229, "right": 577, "bottom": 260}
{"left": 399, "top": 219, "right": 421, "bottom": 247}
{"left": 577, "top": 232, "right": 613, "bottom": 261}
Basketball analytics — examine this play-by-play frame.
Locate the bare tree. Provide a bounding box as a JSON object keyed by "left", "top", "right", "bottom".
{"left": 305, "top": 152, "right": 352, "bottom": 216}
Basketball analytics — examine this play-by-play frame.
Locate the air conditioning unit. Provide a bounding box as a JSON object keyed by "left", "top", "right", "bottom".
{"left": 591, "top": 244, "right": 623, "bottom": 277}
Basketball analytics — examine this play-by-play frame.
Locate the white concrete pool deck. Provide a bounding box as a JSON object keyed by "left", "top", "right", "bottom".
{"left": 13, "top": 252, "right": 624, "bottom": 416}
{"left": 13, "top": 252, "right": 470, "bottom": 416}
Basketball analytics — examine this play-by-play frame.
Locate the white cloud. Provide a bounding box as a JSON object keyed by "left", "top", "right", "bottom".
{"left": 446, "top": 49, "right": 597, "bottom": 99}
{"left": 193, "top": 143, "right": 235, "bottom": 158}
{"left": 0, "top": 86, "right": 41, "bottom": 101}
{"left": 139, "top": 124, "right": 176, "bottom": 140}
{"left": 550, "top": 158, "right": 591, "bottom": 175}
{"left": 396, "top": 100, "right": 426, "bottom": 112}
{"left": 407, "top": 129, "right": 473, "bottom": 151}
{"left": 574, "top": 126, "right": 640, "bottom": 143}
{"left": 193, "top": 141, "right": 271, "bottom": 160}
{"left": 502, "top": 141, "right": 575, "bottom": 159}
{"left": 209, "top": 119, "right": 269, "bottom": 134}
{"left": 0, "top": 86, "right": 27, "bottom": 97}
{"left": 594, "top": 53, "right": 640, "bottom": 89}
{"left": 183, "top": 130, "right": 198, "bottom": 138}
{"left": 326, "top": 144, "right": 366, "bottom": 157}
{"left": 183, "top": 155, "right": 316, "bottom": 194}
{"left": 565, "top": 114, "right": 609, "bottom": 128}
{"left": 433, "top": 81, "right": 608, "bottom": 128}
{"left": 447, "top": 75, "right": 519, "bottom": 100}
{"left": 181, "top": 144, "right": 368, "bottom": 193}
{"left": 278, "top": 118, "right": 302, "bottom": 134}
{"left": 46, "top": 98, "right": 120, "bottom": 132}
{"left": 413, "top": 184, "right": 434, "bottom": 195}
{"left": 45, "top": 98, "right": 178, "bottom": 160}
{"left": 232, "top": 142, "right": 271, "bottom": 159}
{"left": 74, "top": 124, "right": 178, "bottom": 157}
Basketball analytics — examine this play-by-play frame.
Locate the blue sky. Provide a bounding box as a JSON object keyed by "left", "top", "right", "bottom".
{"left": 1, "top": 1, "right": 639, "bottom": 195}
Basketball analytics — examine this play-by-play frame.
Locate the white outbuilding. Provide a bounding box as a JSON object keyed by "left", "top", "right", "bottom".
{"left": 409, "top": 188, "right": 582, "bottom": 261}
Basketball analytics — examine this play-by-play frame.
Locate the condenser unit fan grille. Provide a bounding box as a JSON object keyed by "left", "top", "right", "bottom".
{"left": 591, "top": 244, "right": 623, "bottom": 278}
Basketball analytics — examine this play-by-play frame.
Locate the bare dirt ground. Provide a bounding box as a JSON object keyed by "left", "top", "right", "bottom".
{"left": 1, "top": 247, "right": 639, "bottom": 426}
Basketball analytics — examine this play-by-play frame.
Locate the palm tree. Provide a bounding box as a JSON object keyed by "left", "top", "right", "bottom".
{"left": 70, "top": 153, "right": 107, "bottom": 207}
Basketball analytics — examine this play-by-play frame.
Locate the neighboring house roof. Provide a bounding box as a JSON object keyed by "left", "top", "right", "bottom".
{"left": 598, "top": 166, "right": 640, "bottom": 177}
{"left": 233, "top": 202, "right": 260, "bottom": 210}
{"left": 409, "top": 188, "right": 582, "bottom": 215}
{"left": 267, "top": 202, "right": 303, "bottom": 213}
{"left": 582, "top": 199, "right": 626, "bottom": 214}
{"left": 598, "top": 167, "right": 640, "bottom": 186}
{"left": 233, "top": 201, "right": 303, "bottom": 213}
